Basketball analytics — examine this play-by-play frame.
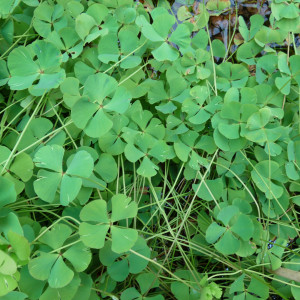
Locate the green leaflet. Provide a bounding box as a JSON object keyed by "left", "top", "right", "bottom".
{"left": 0, "top": 176, "right": 16, "bottom": 207}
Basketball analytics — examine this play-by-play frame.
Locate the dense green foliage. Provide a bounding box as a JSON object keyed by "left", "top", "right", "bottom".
{"left": 0, "top": 0, "right": 300, "bottom": 299}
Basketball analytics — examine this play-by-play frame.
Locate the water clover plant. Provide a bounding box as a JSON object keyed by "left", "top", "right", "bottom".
{"left": 229, "top": 274, "right": 269, "bottom": 300}
{"left": 0, "top": 0, "right": 300, "bottom": 299}
{"left": 121, "top": 272, "right": 164, "bottom": 300}
{"left": 29, "top": 224, "right": 91, "bottom": 289}
{"left": 136, "top": 7, "right": 191, "bottom": 61}
{"left": 205, "top": 205, "right": 255, "bottom": 256}
{"left": 124, "top": 137, "right": 174, "bottom": 177}
{"left": 79, "top": 194, "right": 138, "bottom": 253}
{"left": 33, "top": 2, "right": 68, "bottom": 38}
{"left": 7, "top": 40, "right": 65, "bottom": 95}
{"left": 71, "top": 73, "right": 132, "bottom": 138}
{"left": 99, "top": 237, "right": 150, "bottom": 282}
{"left": 33, "top": 145, "right": 94, "bottom": 205}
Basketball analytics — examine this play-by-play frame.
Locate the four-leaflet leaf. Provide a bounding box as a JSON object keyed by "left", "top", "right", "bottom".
{"left": 71, "top": 73, "right": 132, "bottom": 138}
{"left": 79, "top": 194, "right": 138, "bottom": 253}
{"left": 33, "top": 145, "right": 94, "bottom": 205}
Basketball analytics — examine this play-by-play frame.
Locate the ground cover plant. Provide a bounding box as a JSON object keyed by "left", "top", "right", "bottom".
{"left": 0, "top": 0, "right": 300, "bottom": 299}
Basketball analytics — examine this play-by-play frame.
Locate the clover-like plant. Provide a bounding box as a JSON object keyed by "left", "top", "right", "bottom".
{"left": 122, "top": 101, "right": 166, "bottom": 144}
{"left": 0, "top": 0, "right": 299, "bottom": 298}
{"left": 98, "top": 29, "right": 144, "bottom": 69}
{"left": 75, "top": 3, "right": 112, "bottom": 43}
{"left": 180, "top": 48, "right": 211, "bottom": 81}
{"left": 251, "top": 160, "right": 286, "bottom": 200}
{"left": 174, "top": 130, "right": 211, "bottom": 171}
{"left": 0, "top": 176, "right": 16, "bottom": 208}
{"left": 99, "top": 237, "right": 151, "bottom": 282}
{"left": 286, "top": 140, "right": 300, "bottom": 180}
{"left": 192, "top": 177, "right": 223, "bottom": 202}
{"left": 33, "top": 145, "right": 94, "bottom": 205}
{"left": 98, "top": 114, "right": 130, "bottom": 155}
{"left": 256, "top": 238, "right": 287, "bottom": 270}
{"left": 270, "top": 0, "right": 300, "bottom": 32}
{"left": 125, "top": 136, "right": 174, "bottom": 177}
{"left": 46, "top": 27, "right": 83, "bottom": 62}
{"left": 121, "top": 272, "right": 164, "bottom": 300}
{"left": 29, "top": 223, "right": 91, "bottom": 289}
{"left": 72, "top": 48, "right": 104, "bottom": 84}
{"left": 0, "top": 176, "right": 24, "bottom": 238}
{"left": 79, "top": 194, "right": 138, "bottom": 253}
{"left": 4, "top": 118, "right": 64, "bottom": 154}
{"left": 7, "top": 40, "right": 65, "bottom": 95}
{"left": 0, "top": 249, "right": 19, "bottom": 296}
{"left": 229, "top": 274, "right": 269, "bottom": 300}
{"left": 147, "top": 66, "right": 189, "bottom": 114}
{"left": 205, "top": 205, "right": 255, "bottom": 256}
{"left": 216, "top": 62, "right": 249, "bottom": 91}
{"left": 182, "top": 86, "right": 221, "bottom": 126}
{"left": 71, "top": 73, "right": 132, "bottom": 138}
{"left": 0, "top": 178, "right": 28, "bottom": 297}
